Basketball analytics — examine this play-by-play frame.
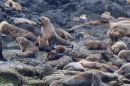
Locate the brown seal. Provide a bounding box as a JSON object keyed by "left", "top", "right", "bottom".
{"left": 118, "top": 50, "right": 130, "bottom": 62}
{"left": 84, "top": 40, "right": 107, "bottom": 50}
{"left": 15, "top": 37, "right": 38, "bottom": 58}
{"left": 14, "top": 18, "right": 37, "bottom": 25}
{"left": 0, "top": 21, "right": 37, "bottom": 41}
{"left": 79, "top": 59, "right": 101, "bottom": 69}
{"left": 111, "top": 41, "right": 127, "bottom": 55}
{"left": 63, "top": 72, "right": 107, "bottom": 86}
{"left": 47, "top": 45, "right": 65, "bottom": 60}
{"left": 39, "top": 16, "right": 73, "bottom": 49}
{"left": 55, "top": 28, "right": 74, "bottom": 41}
{"left": 100, "top": 64, "right": 119, "bottom": 73}
{"left": 4, "top": 0, "right": 22, "bottom": 11}
{"left": 108, "top": 20, "right": 130, "bottom": 42}
{"left": 35, "top": 34, "right": 50, "bottom": 51}
{"left": 117, "top": 63, "right": 130, "bottom": 75}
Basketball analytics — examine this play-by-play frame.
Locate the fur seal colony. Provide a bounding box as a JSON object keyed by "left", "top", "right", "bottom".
{"left": 1, "top": 0, "right": 130, "bottom": 86}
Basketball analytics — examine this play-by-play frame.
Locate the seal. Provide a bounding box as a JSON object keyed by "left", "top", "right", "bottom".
{"left": 39, "top": 16, "right": 73, "bottom": 49}
{"left": 118, "top": 50, "right": 130, "bottom": 62}
{"left": 15, "top": 37, "right": 38, "bottom": 58}
{"left": 108, "top": 20, "right": 130, "bottom": 42}
{"left": 14, "top": 18, "right": 37, "bottom": 25}
{"left": 0, "top": 21, "right": 37, "bottom": 41}
{"left": 55, "top": 28, "right": 74, "bottom": 41}
{"left": 100, "top": 64, "right": 119, "bottom": 73}
{"left": 47, "top": 45, "right": 65, "bottom": 60}
{"left": 101, "top": 11, "right": 116, "bottom": 21}
{"left": 111, "top": 41, "right": 127, "bottom": 55}
{"left": 117, "top": 63, "right": 130, "bottom": 75}
{"left": 4, "top": 0, "right": 22, "bottom": 11}
{"left": 79, "top": 59, "right": 101, "bottom": 69}
{"left": 35, "top": 34, "right": 50, "bottom": 51}
{"left": 63, "top": 72, "right": 107, "bottom": 86}
{"left": 84, "top": 40, "right": 107, "bottom": 50}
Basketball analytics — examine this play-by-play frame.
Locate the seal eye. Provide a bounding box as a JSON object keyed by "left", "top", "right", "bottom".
{"left": 9, "top": 2, "right": 13, "bottom": 7}
{"left": 17, "top": 39, "right": 21, "bottom": 42}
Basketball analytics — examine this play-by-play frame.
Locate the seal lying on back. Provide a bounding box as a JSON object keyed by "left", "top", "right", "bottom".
{"left": 0, "top": 21, "right": 37, "bottom": 41}
{"left": 16, "top": 37, "right": 38, "bottom": 58}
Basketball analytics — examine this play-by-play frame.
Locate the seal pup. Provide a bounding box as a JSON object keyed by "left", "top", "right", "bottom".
{"left": 47, "top": 45, "right": 65, "bottom": 60}
{"left": 15, "top": 37, "right": 38, "bottom": 58}
{"left": 35, "top": 34, "right": 51, "bottom": 51}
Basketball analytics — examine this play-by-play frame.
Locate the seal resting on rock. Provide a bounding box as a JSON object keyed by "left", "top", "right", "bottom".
{"left": 47, "top": 45, "right": 65, "bottom": 60}
{"left": 39, "top": 16, "right": 73, "bottom": 50}
{"left": 84, "top": 40, "right": 107, "bottom": 50}
{"left": 79, "top": 59, "right": 101, "bottom": 69}
{"left": 14, "top": 18, "right": 37, "bottom": 25}
{"left": 63, "top": 72, "right": 107, "bottom": 86}
{"left": 0, "top": 21, "right": 37, "bottom": 41}
{"left": 55, "top": 28, "right": 74, "bottom": 41}
{"left": 111, "top": 41, "right": 127, "bottom": 55}
{"left": 118, "top": 50, "right": 130, "bottom": 62}
{"left": 107, "top": 20, "right": 130, "bottom": 42}
{"left": 4, "top": 0, "right": 22, "bottom": 11}
{"left": 15, "top": 37, "right": 38, "bottom": 58}
{"left": 117, "top": 63, "right": 130, "bottom": 75}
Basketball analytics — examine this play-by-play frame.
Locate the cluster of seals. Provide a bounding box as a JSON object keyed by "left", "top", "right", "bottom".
{"left": 0, "top": 21, "right": 37, "bottom": 41}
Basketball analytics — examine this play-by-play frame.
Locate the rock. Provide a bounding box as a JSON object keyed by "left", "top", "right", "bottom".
{"left": 48, "top": 56, "right": 72, "bottom": 69}
{"left": 24, "top": 80, "right": 46, "bottom": 86}
{"left": 0, "top": 83, "right": 14, "bottom": 86}
{"left": 107, "top": 2, "right": 128, "bottom": 17}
